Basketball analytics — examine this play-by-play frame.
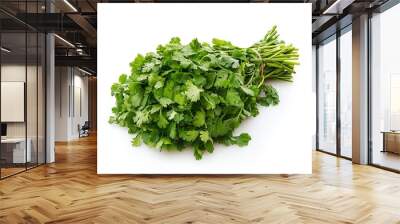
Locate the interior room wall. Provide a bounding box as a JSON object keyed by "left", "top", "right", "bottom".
{"left": 55, "top": 66, "right": 89, "bottom": 141}
{"left": 55, "top": 66, "right": 70, "bottom": 141}
{"left": 71, "top": 72, "right": 89, "bottom": 138}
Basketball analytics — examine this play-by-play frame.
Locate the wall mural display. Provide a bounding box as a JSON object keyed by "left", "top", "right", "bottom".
{"left": 98, "top": 4, "right": 312, "bottom": 174}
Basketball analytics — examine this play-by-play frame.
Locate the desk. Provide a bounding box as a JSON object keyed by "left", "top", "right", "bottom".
{"left": 1, "top": 138, "right": 31, "bottom": 163}
{"left": 382, "top": 131, "right": 400, "bottom": 154}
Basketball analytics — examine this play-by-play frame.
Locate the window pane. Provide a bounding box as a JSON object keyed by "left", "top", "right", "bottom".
{"left": 318, "top": 36, "right": 337, "bottom": 154}
{"left": 371, "top": 4, "right": 400, "bottom": 171}
{"left": 38, "top": 32, "right": 45, "bottom": 165}
{"left": 27, "top": 31, "right": 38, "bottom": 169}
{"left": 340, "top": 28, "right": 352, "bottom": 158}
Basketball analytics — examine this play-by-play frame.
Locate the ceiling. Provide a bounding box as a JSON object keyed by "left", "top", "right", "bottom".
{"left": 0, "top": 0, "right": 394, "bottom": 74}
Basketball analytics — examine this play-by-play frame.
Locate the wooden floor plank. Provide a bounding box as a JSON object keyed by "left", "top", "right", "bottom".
{"left": 1, "top": 134, "right": 400, "bottom": 223}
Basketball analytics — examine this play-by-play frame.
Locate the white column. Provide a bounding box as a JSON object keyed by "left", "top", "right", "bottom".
{"left": 45, "top": 0, "right": 56, "bottom": 163}
{"left": 46, "top": 33, "right": 55, "bottom": 163}
{"left": 352, "top": 14, "right": 369, "bottom": 164}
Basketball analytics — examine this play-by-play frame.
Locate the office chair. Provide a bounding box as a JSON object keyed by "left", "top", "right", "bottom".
{"left": 79, "top": 121, "right": 90, "bottom": 138}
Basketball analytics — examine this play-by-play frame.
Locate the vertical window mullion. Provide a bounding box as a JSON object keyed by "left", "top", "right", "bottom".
{"left": 367, "top": 11, "right": 373, "bottom": 165}
{"left": 25, "top": 0, "right": 28, "bottom": 171}
{"left": 0, "top": 24, "right": 2, "bottom": 179}
{"left": 336, "top": 29, "right": 341, "bottom": 157}
{"left": 316, "top": 45, "right": 320, "bottom": 150}
{"left": 36, "top": 0, "right": 39, "bottom": 167}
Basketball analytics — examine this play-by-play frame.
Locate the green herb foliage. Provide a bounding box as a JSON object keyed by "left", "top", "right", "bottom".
{"left": 110, "top": 26, "right": 299, "bottom": 160}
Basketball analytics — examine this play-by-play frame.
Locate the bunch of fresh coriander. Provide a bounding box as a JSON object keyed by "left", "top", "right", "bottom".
{"left": 109, "top": 26, "right": 299, "bottom": 160}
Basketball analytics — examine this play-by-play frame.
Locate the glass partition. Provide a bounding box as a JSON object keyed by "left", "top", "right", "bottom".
{"left": 0, "top": 31, "right": 28, "bottom": 177}
{"left": 0, "top": 1, "right": 46, "bottom": 179}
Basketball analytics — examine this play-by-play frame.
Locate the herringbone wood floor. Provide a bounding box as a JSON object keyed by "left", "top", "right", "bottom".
{"left": 1, "top": 134, "right": 400, "bottom": 224}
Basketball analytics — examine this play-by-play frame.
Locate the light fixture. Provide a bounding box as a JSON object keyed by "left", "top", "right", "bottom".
{"left": 63, "top": 0, "right": 78, "bottom": 12}
{"left": 78, "top": 67, "right": 92, "bottom": 76}
{"left": 1, "top": 47, "right": 11, "bottom": 53}
{"left": 54, "top": 34, "right": 75, "bottom": 48}
{"left": 322, "top": 0, "right": 354, "bottom": 15}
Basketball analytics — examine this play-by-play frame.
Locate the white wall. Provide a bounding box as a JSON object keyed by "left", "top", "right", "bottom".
{"left": 55, "top": 66, "right": 69, "bottom": 141}
{"left": 55, "top": 67, "right": 89, "bottom": 141}
{"left": 71, "top": 73, "right": 89, "bottom": 138}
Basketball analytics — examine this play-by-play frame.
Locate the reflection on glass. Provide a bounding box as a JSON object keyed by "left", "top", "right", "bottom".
{"left": 371, "top": 3, "right": 400, "bottom": 171}
{"left": 340, "top": 28, "right": 352, "bottom": 158}
{"left": 27, "top": 31, "right": 38, "bottom": 169}
{"left": 38, "top": 33, "right": 46, "bottom": 165}
{"left": 318, "top": 36, "right": 337, "bottom": 154}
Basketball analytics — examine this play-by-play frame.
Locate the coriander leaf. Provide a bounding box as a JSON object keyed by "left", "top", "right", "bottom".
{"left": 157, "top": 113, "right": 169, "bottom": 129}
{"left": 204, "top": 141, "right": 214, "bottom": 153}
{"left": 130, "top": 54, "right": 145, "bottom": 74}
{"left": 184, "top": 81, "right": 203, "bottom": 102}
{"left": 258, "top": 85, "right": 279, "bottom": 106}
{"left": 193, "top": 110, "right": 205, "bottom": 127}
{"left": 169, "top": 122, "right": 177, "bottom": 139}
{"left": 199, "top": 131, "right": 210, "bottom": 143}
{"left": 179, "top": 130, "right": 199, "bottom": 142}
{"left": 158, "top": 97, "right": 174, "bottom": 107}
{"left": 220, "top": 55, "right": 239, "bottom": 69}
{"left": 174, "top": 93, "right": 187, "bottom": 105}
{"left": 234, "top": 133, "right": 251, "bottom": 146}
{"left": 201, "top": 93, "right": 220, "bottom": 110}
{"left": 240, "top": 86, "right": 255, "bottom": 96}
{"left": 131, "top": 135, "right": 142, "bottom": 146}
{"left": 226, "top": 89, "right": 244, "bottom": 107}
{"left": 167, "top": 110, "right": 177, "bottom": 120}
{"left": 154, "top": 80, "right": 164, "bottom": 89}
{"left": 194, "top": 147, "right": 203, "bottom": 160}
{"left": 119, "top": 74, "right": 127, "bottom": 83}
{"left": 142, "top": 62, "right": 154, "bottom": 73}
{"left": 133, "top": 111, "right": 149, "bottom": 126}
{"left": 214, "top": 70, "right": 230, "bottom": 88}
